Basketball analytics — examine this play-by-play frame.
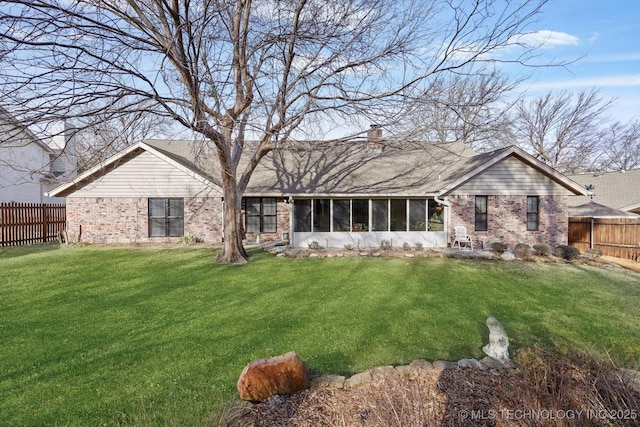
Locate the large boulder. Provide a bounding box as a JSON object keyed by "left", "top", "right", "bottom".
{"left": 237, "top": 351, "right": 310, "bottom": 402}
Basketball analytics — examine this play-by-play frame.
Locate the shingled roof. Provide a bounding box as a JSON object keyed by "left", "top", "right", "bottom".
{"left": 568, "top": 169, "right": 640, "bottom": 214}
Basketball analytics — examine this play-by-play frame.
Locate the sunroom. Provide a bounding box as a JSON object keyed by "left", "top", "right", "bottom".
{"left": 290, "top": 197, "right": 447, "bottom": 249}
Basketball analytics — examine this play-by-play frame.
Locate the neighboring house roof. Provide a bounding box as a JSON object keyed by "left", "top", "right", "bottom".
{"left": 569, "top": 201, "right": 639, "bottom": 218}
{"left": 48, "top": 138, "right": 589, "bottom": 198}
{"left": 0, "top": 106, "right": 54, "bottom": 153}
{"left": 568, "top": 169, "right": 640, "bottom": 214}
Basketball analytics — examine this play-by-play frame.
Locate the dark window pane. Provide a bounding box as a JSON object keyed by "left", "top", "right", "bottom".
{"left": 246, "top": 216, "right": 260, "bottom": 233}
{"left": 262, "top": 198, "right": 277, "bottom": 216}
{"left": 371, "top": 199, "right": 388, "bottom": 231}
{"left": 428, "top": 199, "right": 444, "bottom": 231}
{"left": 294, "top": 200, "right": 311, "bottom": 232}
{"left": 262, "top": 216, "right": 277, "bottom": 233}
{"left": 168, "top": 198, "right": 183, "bottom": 217}
{"left": 313, "top": 199, "right": 330, "bottom": 232}
{"left": 149, "top": 218, "right": 166, "bottom": 237}
{"left": 352, "top": 199, "right": 369, "bottom": 232}
{"left": 390, "top": 199, "right": 407, "bottom": 231}
{"left": 527, "top": 196, "right": 539, "bottom": 231}
{"left": 333, "top": 200, "right": 350, "bottom": 232}
{"left": 149, "top": 198, "right": 165, "bottom": 217}
{"left": 409, "top": 199, "right": 426, "bottom": 231}
{"left": 475, "top": 196, "right": 488, "bottom": 231}
{"left": 245, "top": 198, "right": 261, "bottom": 216}
{"left": 168, "top": 218, "right": 184, "bottom": 237}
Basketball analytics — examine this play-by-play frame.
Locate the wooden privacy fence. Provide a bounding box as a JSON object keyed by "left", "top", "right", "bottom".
{"left": 569, "top": 217, "right": 640, "bottom": 261}
{"left": 0, "top": 203, "right": 66, "bottom": 247}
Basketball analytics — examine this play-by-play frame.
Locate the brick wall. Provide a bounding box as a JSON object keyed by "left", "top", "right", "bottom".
{"left": 66, "top": 197, "right": 223, "bottom": 244}
{"left": 450, "top": 194, "right": 568, "bottom": 249}
{"left": 243, "top": 198, "right": 291, "bottom": 243}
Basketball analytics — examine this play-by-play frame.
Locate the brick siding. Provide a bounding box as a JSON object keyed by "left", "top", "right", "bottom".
{"left": 243, "top": 198, "right": 291, "bottom": 242}
{"left": 449, "top": 194, "right": 568, "bottom": 249}
{"left": 66, "top": 197, "right": 223, "bottom": 244}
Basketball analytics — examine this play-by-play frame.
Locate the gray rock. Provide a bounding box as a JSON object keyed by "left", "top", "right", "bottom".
{"left": 395, "top": 364, "right": 420, "bottom": 378}
{"left": 311, "top": 374, "right": 346, "bottom": 389}
{"left": 457, "top": 358, "right": 487, "bottom": 370}
{"left": 345, "top": 370, "right": 372, "bottom": 389}
{"left": 432, "top": 360, "right": 458, "bottom": 370}
{"left": 410, "top": 359, "right": 433, "bottom": 370}
{"left": 501, "top": 251, "right": 516, "bottom": 261}
{"left": 482, "top": 316, "right": 510, "bottom": 363}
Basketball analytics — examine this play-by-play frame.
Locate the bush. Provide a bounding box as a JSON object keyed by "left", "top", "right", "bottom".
{"left": 344, "top": 244, "right": 355, "bottom": 251}
{"left": 554, "top": 245, "right": 581, "bottom": 260}
{"left": 178, "top": 235, "right": 201, "bottom": 245}
{"left": 514, "top": 243, "right": 532, "bottom": 257}
{"left": 491, "top": 242, "right": 508, "bottom": 254}
{"left": 414, "top": 243, "right": 424, "bottom": 251}
{"left": 308, "top": 241, "right": 319, "bottom": 250}
{"left": 584, "top": 248, "right": 603, "bottom": 258}
{"left": 532, "top": 243, "right": 551, "bottom": 256}
{"left": 402, "top": 242, "right": 411, "bottom": 251}
{"left": 380, "top": 240, "right": 392, "bottom": 250}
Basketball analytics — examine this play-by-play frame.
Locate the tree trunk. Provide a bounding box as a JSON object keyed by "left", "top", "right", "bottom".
{"left": 216, "top": 176, "right": 249, "bottom": 264}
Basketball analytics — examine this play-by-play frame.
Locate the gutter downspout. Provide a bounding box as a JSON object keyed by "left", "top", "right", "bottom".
{"left": 434, "top": 193, "right": 452, "bottom": 248}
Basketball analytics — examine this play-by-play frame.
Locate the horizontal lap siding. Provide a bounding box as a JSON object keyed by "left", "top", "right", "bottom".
{"left": 71, "top": 151, "right": 221, "bottom": 198}
{"left": 455, "top": 157, "right": 575, "bottom": 196}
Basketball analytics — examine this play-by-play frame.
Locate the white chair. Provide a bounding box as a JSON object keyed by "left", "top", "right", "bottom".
{"left": 453, "top": 225, "right": 474, "bottom": 251}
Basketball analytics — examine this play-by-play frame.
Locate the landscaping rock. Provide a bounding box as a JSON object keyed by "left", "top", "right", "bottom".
{"left": 457, "top": 358, "right": 487, "bottom": 370}
{"left": 482, "top": 316, "right": 511, "bottom": 364}
{"left": 311, "top": 374, "right": 346, "bottom": 389}
{"left": 395, "top": 364, "right": 420, "bottom": 378}
{"left": 345, "top": 370, "right": 372, "bottom": 389}
{"left": 410, "top": 359, "right": 433, "bottom": 370}
{"left": 432, "top": 360, "right": 458, "bottom": 370}
{"left": 501, "top": 251, "right": 516, "bottom": 261}
{"left": 237, "top": 351, "right": 310, "bottom": 402}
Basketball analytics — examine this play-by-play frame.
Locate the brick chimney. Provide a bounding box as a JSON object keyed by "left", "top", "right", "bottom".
{"left": 367, "top": 124, "right": 383, "bottom": 150}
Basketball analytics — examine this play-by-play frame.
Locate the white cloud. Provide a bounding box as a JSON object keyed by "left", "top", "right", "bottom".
{"left": 511, "top": 30, "right": 580, "bottom": 49}
{"left": 524, "top": 74, "right": 640, "bottom": 91}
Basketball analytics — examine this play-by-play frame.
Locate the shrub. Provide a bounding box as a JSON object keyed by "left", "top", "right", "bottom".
{"left": 491, "top": 242, "right": 508, "bottom": 254}
{"left": 514, "top": 243, "right": 532, "bottom": 257}
{"left": 414, "top": 243, "right": 424, "bottom": 251}
{"left": 402, "top": 242, "right": 411, "bottom": 251}
{"left": 532, "top": 243, "right": 551, "bottom": 256}
{"left": 308, "top": 241, "right": 319, "bottom": 250}
{"left": 344, "top": 244, "right": 355, "bottom": 251}
{"left": 584, "top": 248, "right": 603, "bottom": 258}
{"left": 553, "top": 245, "right": 581, "bottom": 261}
{"left": 178, "top": 235, "right": 201, "bottom": 245}
{"left": 380, "top": 240, "right": 392, "bottom": 250}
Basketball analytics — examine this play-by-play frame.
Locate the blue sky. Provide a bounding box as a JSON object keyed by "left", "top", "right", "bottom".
{"left": 514, "top": 0, "right": 640, "bottom": 122}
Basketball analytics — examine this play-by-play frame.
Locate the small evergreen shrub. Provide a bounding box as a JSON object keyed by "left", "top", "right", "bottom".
{"left": 553, "top": 245, "right": 581, "bottom": 260}
{"left": 402, "top": 242, "right": 411, "bottom": 251}
{"left": 344, "top": 243, "right": 355, "bottom": 251}
{"left": 491, "top": 242, "right": 508, "bottom": 254}
{"left": 414, "top": 243, "right": 424, "bottom": 251}
{"left": 309, "top": 241, "right": 319, "bottom": 250}
{"left": 532, "top": 243, "right": 551, "bottom": 256}
{"left": 514, "top": 243, "right": 532, "bottom": 257}
{"left": 380, "top": 240, "right": 392, "bottom": 250}
{"left": 584, "top": 248, "right": 603, "bottom": 258}
{"left": 178, "top": 235, "right": 201, "bottom": 245}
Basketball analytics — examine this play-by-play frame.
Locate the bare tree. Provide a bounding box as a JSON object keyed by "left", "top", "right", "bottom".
{"left": 509, "top": 89, "right": 614, "bottom": 173}
{"left": 74, "top": 104, "right": 174, "bottom": 171}
{"left": 0, "top": 0, "right": 549, "bottom": 263}
{"left": 598, "top": 120, "right": 640, "bottom": 171}
{"left": 395, "top": 70, "right": 516, "bottom": 150}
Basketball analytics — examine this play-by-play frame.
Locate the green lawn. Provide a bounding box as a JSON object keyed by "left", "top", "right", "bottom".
{"left": 1, "top": 245, "right": 639, "bottom": 426}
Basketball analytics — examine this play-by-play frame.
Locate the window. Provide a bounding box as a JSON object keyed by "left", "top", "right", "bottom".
{"left": 371, "top": 199, "right": 388, "bottom": 231}
{"left": 149, "top": 198, "right": 184, "bottom": 237}
{"left": 475, "top": 196, "right": 488, "bottom": 231}
{"left": 245, "top": 198, "right": 277, "bottom": 233}
{"left": 409, "top": 199, "right": 427, "bottom": 231}
{"left": 313, "top": 199, "right": 330, "bottom": 232}
{"left": 428, "top": 199, "right": 444, "bottom": 231}
{"left": 333, "top": 200, "right": 350, "bottom": 231}
{"left": 352, "top": 199, "right": 369, "bottom": 231}
{"left": 390, "top": 199, "right": 407, "bottom": 231}
{"left": 527, "top": 196, "right": 539, "bottom": 231}
{"left": 293, "top": 199, "right": 311, "bottom": 232}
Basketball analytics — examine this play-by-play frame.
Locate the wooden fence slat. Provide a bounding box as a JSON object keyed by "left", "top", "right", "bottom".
{"left": 569, "top": 217, "right": 640, "bottom": 261}
{"left": 0, "top": 202, "right": 66, "bottom": 247}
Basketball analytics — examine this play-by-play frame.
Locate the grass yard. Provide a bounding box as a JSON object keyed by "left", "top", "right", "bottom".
{"left": 1, "top": 245, "right": 639, "bottom": 426}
